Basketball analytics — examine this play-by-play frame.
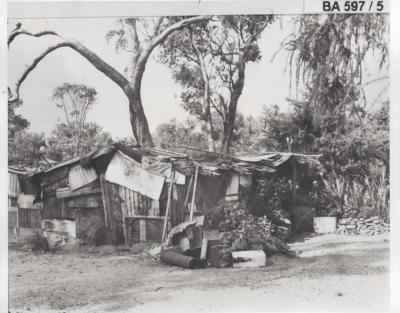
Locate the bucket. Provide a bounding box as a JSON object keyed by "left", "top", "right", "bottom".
{"left": 313, "top": 217, "right": 337, "bottom": 234}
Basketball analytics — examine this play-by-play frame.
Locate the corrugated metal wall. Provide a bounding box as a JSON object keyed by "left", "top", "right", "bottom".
{"left": 18, "top": 208, "right": 41, "bottom": 229}
{"left": 119, "top": 185, "right": 159, "bottom": 217}
{"left": 8, "top": 172, "right": 21, "bottom": 198}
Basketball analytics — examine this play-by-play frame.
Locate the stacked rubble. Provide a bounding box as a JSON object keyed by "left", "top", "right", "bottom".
{"left": 336, "top": 216, "right": 390, "bottom": 235}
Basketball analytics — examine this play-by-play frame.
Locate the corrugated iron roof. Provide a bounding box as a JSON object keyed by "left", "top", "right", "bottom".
{"left": 237, "top": 153, "right": 292, "bottom": 167}
{"left": 68, "top": 164, "right": 98, "bottom": 191}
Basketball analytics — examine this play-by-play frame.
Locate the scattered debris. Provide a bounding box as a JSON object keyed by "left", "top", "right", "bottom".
{"left": 208, "top": 245, "right": 233, "bottom": 268}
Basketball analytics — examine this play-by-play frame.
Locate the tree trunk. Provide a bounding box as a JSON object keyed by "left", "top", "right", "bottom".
{"left": 206, "top": 113, "right": 216, "bottom": 152}
{"left": 8, "top": 16, "right": 211, "bottom": 148}
{"left": 191, "top": 33, "right": 216, "bottom": 152}
{"left": 203, "top": 83, "right": 216, "bottom": 152}
{"left": 220, "top": 61, "right": 246, "bottom": 155}
{"left": 202, "top": 117, "right": 216, "bottom": 152}
{"left": 128, "top": 90, "right": 154, "bottom": 147}
{"left": 127, "top": 54, "right": 155, "bottom": 147}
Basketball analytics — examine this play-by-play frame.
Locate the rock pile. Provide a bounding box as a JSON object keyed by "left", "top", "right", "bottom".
{"left": 336, "top": 216, "right": 390, "bottom": 235}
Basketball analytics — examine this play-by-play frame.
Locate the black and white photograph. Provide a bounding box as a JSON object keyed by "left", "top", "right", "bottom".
{"left": 4, "top": 1, "right": 396, "bottom": 312}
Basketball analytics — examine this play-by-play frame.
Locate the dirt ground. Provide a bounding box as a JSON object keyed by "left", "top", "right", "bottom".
{"left": 8, "top": 233, "right": 390, "bottom": 313}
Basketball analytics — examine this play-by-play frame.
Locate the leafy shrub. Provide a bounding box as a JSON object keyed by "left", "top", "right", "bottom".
{"left": 218, "top": 204, "right": 273, "bottom": 246}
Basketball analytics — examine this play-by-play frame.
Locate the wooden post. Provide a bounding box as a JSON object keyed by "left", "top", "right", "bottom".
{"left": 189, "top": 166, "right": 199, "bottom": 221}
{"left": 291, "top": 159, "right": 297, "bottom": 208}
{"left": 99, "top": 174, "right": 110, "bottom": 227}
{"left": 162, "top": 165, "right": 175, "bottom": 242}
{"left": 183, "top": 174, "right": 194, "bottom": 210}
{"left": 16, "top": 205, "right": 19, "bottom": 229}
{"left": 200, "top": 237, "right": 208, "bottom": 260}
{"left": 122, "top": 217, "right": 128, "bottom": 245}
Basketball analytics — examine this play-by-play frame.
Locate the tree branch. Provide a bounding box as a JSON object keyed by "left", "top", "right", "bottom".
{"left": 151, "top": 15, "right": 211, "bottom": 48}
{"left": 132, "top": 15, "right": 212, "bottom": 84}
{"left": 8, "top": 29, "right": 58, "bottom": 46}
{"left": 125, "top": 18, "right": 141, "bottom": 52}
{"left": 9, "top": 37, "right": 130, "bottom": 103}
{"left": 152, "top": 17, "right": 164, "bottom": 37}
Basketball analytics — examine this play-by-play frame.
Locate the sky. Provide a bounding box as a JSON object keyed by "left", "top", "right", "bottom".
{"left": 8, "top": 16, "right": 389, "bottom": 139}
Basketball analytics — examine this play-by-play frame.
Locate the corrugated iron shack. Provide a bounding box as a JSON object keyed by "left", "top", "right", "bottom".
{"left": 8, "top": 167, "right": 41, "bottom": 232}
{"left": 28, "top": 144, "right": 201, "bottom": 245}
{"left": 27, "top": 144, "right": 320, "bottom": 245}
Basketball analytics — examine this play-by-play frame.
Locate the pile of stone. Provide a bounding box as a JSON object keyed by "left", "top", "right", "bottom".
{"left": 336, "top": 216, "right": 390, "bottom": 235}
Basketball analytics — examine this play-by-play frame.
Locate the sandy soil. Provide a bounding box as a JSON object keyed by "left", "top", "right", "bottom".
{"left": 8, "top": 233, "right": 390, "bottom": 313}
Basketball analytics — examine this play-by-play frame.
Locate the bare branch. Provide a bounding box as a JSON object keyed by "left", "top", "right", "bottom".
{"left": 146, "top": 15, "right": 212, "bottom": 58}
{"left": 9, "top": 38, "right": 130, "bottom": 103}
{"left": 8, "top": 29, "right": 58, "bottom": 46}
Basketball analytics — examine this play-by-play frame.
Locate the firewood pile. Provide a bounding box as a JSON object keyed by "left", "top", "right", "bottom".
{"left": 336, "top": 216, "right": 390, "bottom": 235}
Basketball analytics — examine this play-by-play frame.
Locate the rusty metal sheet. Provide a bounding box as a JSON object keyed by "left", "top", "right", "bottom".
{"left": 8, "top": 172, "right": 21, "bottom": 198}
{"left": 68, "top": 164, "right": 98, "bottom": 191}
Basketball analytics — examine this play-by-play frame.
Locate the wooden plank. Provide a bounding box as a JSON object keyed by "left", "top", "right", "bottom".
{"left": 108, "top": 182, "right": 124, "bottom": 244}
{"left": 183, "top": 174, "right": 194, "bottom": 210}
{"left": 162, "top": 166, "right": 175, "bottom": 242}
{"left": 57, "top": 186, "right": 102, "bottom": 199}
{"left": 200, "top": 238, "right": 208, "bottom": 260}
{"left": 139, "top": 219, "right": 146, "bottom": 241}
{"left": 100, "top": 174, "right": 111, "bottom": 227}
{"left": 189, "top": 166, "right": 199, "bottom": 221}
{"left": 68, "top": 194, "right": 103, "bottom": 208}
{"left": 125, "top": 215, "right": 165, "bottom": 221}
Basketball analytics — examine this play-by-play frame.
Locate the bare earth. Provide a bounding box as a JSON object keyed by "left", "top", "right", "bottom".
{"left": 8, "top": 233, "right": 390, "bottom": 313}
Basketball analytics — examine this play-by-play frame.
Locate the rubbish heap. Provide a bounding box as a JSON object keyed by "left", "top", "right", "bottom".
{"left": 160, "top": 202, "right": 296, "bottom": 269}
{"left": 336, "top": 216, "right": 390, "bottom": 235}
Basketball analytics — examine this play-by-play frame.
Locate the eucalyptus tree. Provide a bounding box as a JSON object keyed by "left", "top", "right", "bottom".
{"left": 280, "top": 14, "right": 389, "bottom": 180}
{"left": 159, "top": 20, "right": 217, "bottom": 151}
{"left": 8, "top": 16, "right": 211, "bottom": 147}
{"left": 160, "top": 15, "right": 274, "bottom": 154}
{"left": 51, "top": 83, "right": 97, "bottom": 156}
{"left": 281, "top": 14, "right": 389, "bottom": 135}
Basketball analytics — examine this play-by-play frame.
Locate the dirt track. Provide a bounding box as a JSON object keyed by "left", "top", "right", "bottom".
{"left": 8, "top": 233, "right": 390, "bottom": 313}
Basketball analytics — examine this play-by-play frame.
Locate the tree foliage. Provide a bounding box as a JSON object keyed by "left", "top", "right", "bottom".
{"left": 159, "top": 15, "right": 274, "bottom": 153}
{"left": 154, "top": 118, "right": 209, "bottom": 150}
{"left": 8, "top": 98, "right": 29, "bottom": 142}
{"left": 8, "top": 130, "right": 47, "bottom": 168}
{"left": 46, "top": 122, "right": 113, "bottom": 161}
{"left": 51, "top": 83, "right": 98, "bottom": 157}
